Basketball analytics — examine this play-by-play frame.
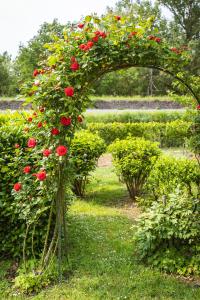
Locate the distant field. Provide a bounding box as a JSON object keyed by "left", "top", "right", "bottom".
{"left": 90, "top": 95, "right": 174, "bottom": 101}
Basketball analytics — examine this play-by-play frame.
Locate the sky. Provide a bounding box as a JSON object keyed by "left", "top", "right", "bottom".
{"left": 0, "top": 0, "right": 117, "bottom": 58}
{"left": 0, "top": 0, "right": 171, "bottom": 58}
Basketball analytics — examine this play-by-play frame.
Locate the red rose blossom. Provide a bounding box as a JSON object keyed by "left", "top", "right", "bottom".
{"left": 197, "top": 104, "right": 200, "bottom": 110}
{"left": 155, "top": 37, "right": 161, "bottom": 43}
{"left": 77, "top": 115, "right": 83, "bottom": 123}
{"left": 23, "top": 166, "right": 31, "bottom": 174}
{"left": 70, "top": 62, "right": 80, "bottom": 71}
{"left": 39, "top": 106, "right": 45, "bottom": 112}
{"left": 56, "top": 145, "right": 68, "bottom": 156}
{"left": 27, "top": 117, "right": 32, "bottom": 122}
{"left": 51, "top": 128, "right": 60, "bottom": 135}
{"left": 115, "top": 16, "right": 121, "bottom": 21}
{"left": 36, "top": 171, "right": 46, "bottom": 181}
{"left": 33, "top": 112, "right": 37, "bottom": 117}
{"left": 60, "top": 116, "right": 71, "bottom": 126}
{"left": 92, "top": 36, "right": 99, "bottom": 42}
{"left": 78, "top": 23, "right": 84, "bottom": 29}
{"left": 64, "top": 86, "right": 74, "bottom": 97}
{"left": 14, "top": 143, "right": 20, "bottom": 148}
{"left": 37, "top": 122, "right": 42, "bottom": 128}
{"left": 28, "top": 138, "right": 37, "bottom": 148}
{"left": 43, "top": 149, "right": 51, "bottom": 157}
{"left": 87, "top": 41, "right": 94, "bottom": 48}
{"left": 33, "top": 69, "right": 39, "bottom": 77}
{"left": 14, "top": 183, "right": 22, "bottom": 192}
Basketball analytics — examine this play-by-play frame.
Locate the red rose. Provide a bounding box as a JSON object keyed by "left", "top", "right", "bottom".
{"left": 23, "top": 166, "right": 31, "bottom": 174}
{"left": 43, "top": 149, "right": 51, "bottom": 157}
{"left": 171, "top": 47, "right": 181, "bottom": 54}
{"left": 28, "top": 138, "right": 37, "bottom": 148}
{"left": 70, "top": 62, "right": 80, "bottom": 71}
{"left": 197, "top": 104, "right": 200, "bottom": 110}
{"left": 100, "top": 32, "right": 107, "bottom": 38}
{"left": 37, "top": 122, "right": 42, "bottom": 128}
{"left": 92, "top": 36, "right": 99, "bottom": 42}
{"left": 14, "top": 143, "right": 20, "bottom": 148}
{"left": 79, "top": 44, "right": 86, "bottom": 50}
{"left": 36, "top": 171, "right": 46, "bottom": 181}
{"left": 33, "top": 69, "right": 39, "bottom": 77}
{"left": 115, "top": 16, "right": 121, "bottom": 21}
{"left": 60, "top": 116, "right": 71, "bottom": 126}
{"left": 56, "top": 145, "right": 68, "bottom": 156}
{"left": 27, "top": 117, "right": 32, "bottom": 122}
{"left": 148, "top": 35, "right": 155, "bottom": 40}
{"left": 40, "top": 69, "right": 45, "bottom": 74}
{"left": 155, "top": 37, "right": 161, "bottom": 43}
{"left": 14, "top": 183, "right": 22, "bottom": 192}
{"left": 64, "top": 86, "right": 74, "bottom": 97}
{"left": 128, "top": 31, "right": 137, "bottom": 38}
{"left": 77, "top": 115, "right": 83, "bottom": 123}
{"left": 39, "top": 106, "right": 45, "bottom": 112}
{"left": 51, "top": 128, "right": 60, "bottom": 135}
{"left": 78, "top": 23, "right": 84, "bottom": 29}
{"left": 33, "top": 112, "right": 37, "bottom": 117}
{"left": 87, "top": 41, "right": 94, "bottom": 48}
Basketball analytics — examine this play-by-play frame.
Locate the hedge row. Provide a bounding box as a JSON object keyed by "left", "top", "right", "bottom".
{"left": 87, "top": 121, "right": 191, "bottom": 147}
{"left": 84, "top": 110, "right": 194, "bottom": 124}
{"left": 0, "top": 110, "right": 196, "bottom": 126}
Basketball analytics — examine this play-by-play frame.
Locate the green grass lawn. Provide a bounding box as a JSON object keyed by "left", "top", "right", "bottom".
{"left": 1, "top": 166, "right": 200, "bottom": 299}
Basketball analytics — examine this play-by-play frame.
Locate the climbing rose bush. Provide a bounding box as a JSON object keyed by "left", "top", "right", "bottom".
{"left": 11, "top": 12, "right": 199, "bottom": 280}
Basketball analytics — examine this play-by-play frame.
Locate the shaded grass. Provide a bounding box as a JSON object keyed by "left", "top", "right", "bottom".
{"left": 1, "top": 166, "right": 200, "bottom": 299}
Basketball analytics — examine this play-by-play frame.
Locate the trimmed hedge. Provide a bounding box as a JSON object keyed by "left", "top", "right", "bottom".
{"left": 87, "top": 121, "right": 191, "bottom": 147}
{"left": 84, "top": 110, "right": 193, "bottom": 124}
{"left": 146, "top": 155, "right": 200, "bottom": 201}
{"left": 109, "top": 138, "right": 161, "bottom": 201}
{"left": 70, "top": 130, "right": 106, "bottom": 197}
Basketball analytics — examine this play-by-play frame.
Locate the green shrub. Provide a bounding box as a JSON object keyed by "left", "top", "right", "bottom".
{"left": 70, "top": 130, "right": 106, "bottom": 197}
{"left": 109, "top": 138, "right": 161, "bottom": 201}
{"left": 0, "top": 111, "right": 28, "bottom": 126}
{"left": 134, "top": 191, "right": 200, "bottom": 275}
{"left": 84, "top": 110, "right": 191, "bottom": 124}
{"left": 87, "top": 121, "right": 191, "bottom": 147}
{"left": 146, "top": 155, "right": 200, "bottom": 202}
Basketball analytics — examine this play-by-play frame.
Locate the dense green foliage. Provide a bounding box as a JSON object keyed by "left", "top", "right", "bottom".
{"left": 0, "top": 126, "right": 51, "bottom": 258}
{"left": 134, "top": 191, "right": 200, "bottom": 276}
{"left": 70, "top": 130, "right": 106, "bottom": 197}
{"left": 109, "top": 138, "right": 161, "bottom": 200}
{"left": 88, "top": 120, "right": 191, "bottom": 147}
{"left": 145, "top": 155, "right": 200, "bottom": 202}
{"left": 0, "top": 52, "right": 17, "bottom": 96}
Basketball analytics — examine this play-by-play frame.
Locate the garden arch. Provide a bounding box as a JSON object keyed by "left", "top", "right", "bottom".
{"left": 15, "top": 14, "right": 199, "bottom": 277}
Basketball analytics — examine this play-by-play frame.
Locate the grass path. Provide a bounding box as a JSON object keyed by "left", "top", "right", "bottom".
{"left": 1, "top": 166, "right": 200, "bottom": 299}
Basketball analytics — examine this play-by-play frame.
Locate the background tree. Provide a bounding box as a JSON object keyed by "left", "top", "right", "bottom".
{"left": 0, "top": 52, "right": 17, "bottom": 96}
{"left": 14, "top": 19, "right": 66, "bottom": 83}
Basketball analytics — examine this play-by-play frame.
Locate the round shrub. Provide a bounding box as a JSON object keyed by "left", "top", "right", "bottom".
{"left": 134, "top": 191, "right": 200, "bottom": 276}
{"left": 70, "top": 130, "right": 106, "bottom": 197}
{"left": 146, "top": 155, "right": 200, "bottom": 202}
{"left": 108, "top": 137, "right": 161, "bottom": 201}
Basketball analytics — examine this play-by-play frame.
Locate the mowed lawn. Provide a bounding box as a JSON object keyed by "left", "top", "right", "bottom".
{"left": 1, "top": 165, "right": 200, "bottom": 300}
